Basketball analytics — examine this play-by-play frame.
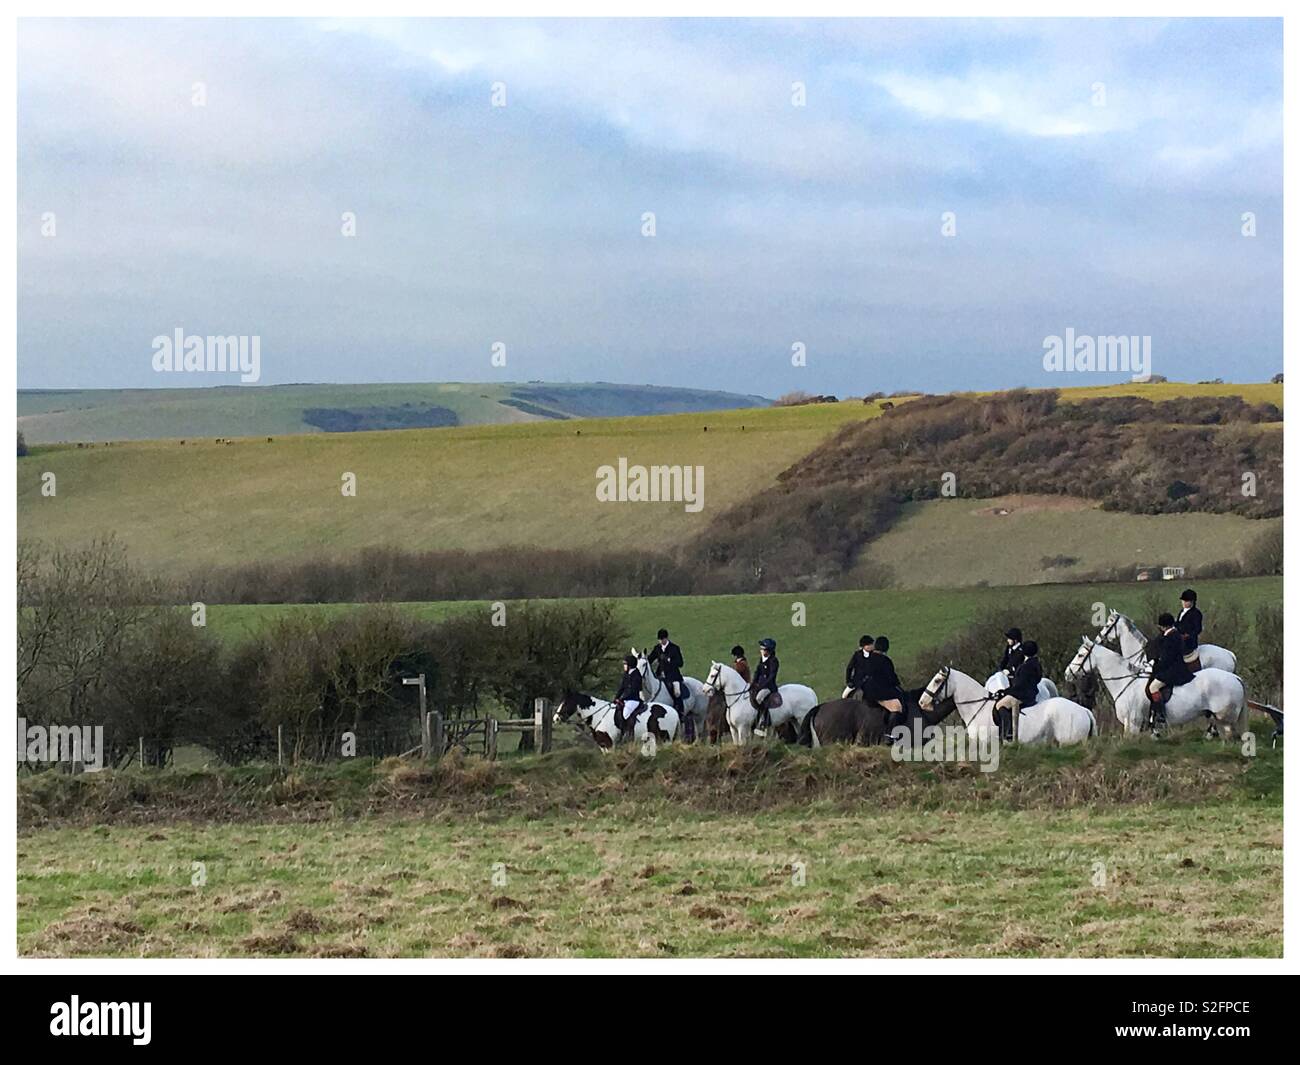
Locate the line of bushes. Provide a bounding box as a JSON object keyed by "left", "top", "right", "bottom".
{"left": 19, "top": 540, "right": 628, "bottom": 768}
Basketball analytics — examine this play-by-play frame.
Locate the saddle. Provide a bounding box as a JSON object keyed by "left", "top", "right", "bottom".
{"left": 613, "top": 701, "right": 647, "bottom": 732}
{"left": 750, "top": 688, "right": 782, "bottom": 710}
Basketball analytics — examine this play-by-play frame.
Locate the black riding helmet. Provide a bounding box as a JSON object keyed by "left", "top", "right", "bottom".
{"left": 758, "top": 637, "right": 776, "bottom": 652}
{"left": 623, "top": 654, "right": 638, "bottom": 669}
{"left": 1180, "top": 589, "right": 1197, "bottom": 604}
{"left": 730, "top": 645, "right": 745, "bottom": 658}
{"left": 657, "top": 628, "right": 670, "bottom": 639}
{"left": 875, "top": 636, "right": 890, "bottom": 653}
{"left": 1022, "top": 640, "right": 1039, "bottom": 657}
{"left": 859, "top": 634, "right": 874, "bottom": 647}
{"left": 1005, "top": 627, "right": 1023, "bottom": 642}
{"left": 1158, "top": 612, "right": 1176, "bottom": 628}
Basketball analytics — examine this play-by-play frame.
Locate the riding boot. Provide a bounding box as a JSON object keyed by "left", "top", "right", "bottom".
{"left": 754, "top": 706, "right": 769, "bottom": 737}
{"left": 1149, "top": 699, "right": 1167, "bottom": 735}
{"left": 683, "top": 714, "right": 696, "bottom": 744}
{"left": 883, "top": 711, "right": 906, "bottom": 744}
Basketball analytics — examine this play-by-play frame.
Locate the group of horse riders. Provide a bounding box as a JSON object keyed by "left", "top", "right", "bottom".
{"left": 610, "top": 588, "right": 1208, "bottom": 742}
{"left": 613, "top": 629, "right": 782, "bottom": 740}
{"left": 980, "top": 588, "right": 1205, "bottom": 739}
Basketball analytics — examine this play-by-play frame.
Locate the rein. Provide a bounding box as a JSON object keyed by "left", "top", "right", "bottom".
{"left": 1074, "top": 641, "right": 1149, "bottom": 706}
{"left": 707, "top": 667, "right": 757, "bottom": 713}
{"left": 923, "top": 669, "right": 995, "bottom": 730}
{"left": 1110, "top": 615, "right": 1152, "bottom": 669}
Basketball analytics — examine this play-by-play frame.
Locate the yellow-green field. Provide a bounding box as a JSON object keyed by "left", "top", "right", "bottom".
{"left": 17, "top": 400, "right": 875, "bottom": 573}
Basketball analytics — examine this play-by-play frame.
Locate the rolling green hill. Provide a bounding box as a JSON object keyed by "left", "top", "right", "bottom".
{"left": 17, "top": 381, "right": 770, "bottom": 444}
{"left": 18, "top": 400, "right": 875, "bottom": 574}
{"left": 17, "top": 380, "right": 1281, "bottom": 584}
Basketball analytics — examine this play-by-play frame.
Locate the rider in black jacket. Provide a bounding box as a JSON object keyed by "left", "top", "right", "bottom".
{"left": 1000, "top": 628, "right": 1025, "bottom": 675}
{"left": 613, "top": 655, "right": 644, "bottom": 738}
{"left": 863, "top": 636, "right": 906, "bottom": 739}
{"left": 842, "top": 635, "right": 874, "bottom": 699}
{"left": 751, "top": 638, "right": 779, "bottom": 737}
{"left": 1175, "top": 589, "right": 1203, "bottom": 671}
{"left": 994, "top": 639, "right": 1041, "bottom": 743}
{"left": 1149, "top": 614, "right": 1194, "bottom": 731}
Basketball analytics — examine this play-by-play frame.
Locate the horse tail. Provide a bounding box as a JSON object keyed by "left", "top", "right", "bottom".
{"left": 797, "top": 705, "right": 819, "bottom": 748}
{"left": 1087, "top": 710, "right": 1097, "bottom": 738}
{"left": 1234, "top": 676, "right": 1250, "bottom": 737}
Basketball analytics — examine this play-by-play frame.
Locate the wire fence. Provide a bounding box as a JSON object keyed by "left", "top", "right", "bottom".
{"left": 17, "top": 703, "right": 557, "bottom": 772}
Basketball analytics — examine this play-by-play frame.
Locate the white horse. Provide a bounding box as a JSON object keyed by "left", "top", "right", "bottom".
{"left": 553, "top": 692, "right": 679, "bottom": 751}
{"left": 1097, "top": 609, "right": 1237, "bottom": 673}
{"left": 1063, "top": 635, "right": 1247, "bottom": 739}
{"left": 984, "top": 669, "right": 1059, "bottom": 704}
{"left": 700, "top": 662, "right": 817, "bottom": 745}
{"left": 920, "top": 666, "right": 1096, "bottom": 746}
{"left": 632, "top": 648, "right": 709, "bottom": 739}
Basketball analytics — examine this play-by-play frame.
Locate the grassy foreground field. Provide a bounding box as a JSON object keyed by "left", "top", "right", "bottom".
{"left": 17, "top": 741, "right": 1282, "bottom": 958}
{"left": 206, "top": 576, "right": 1281, "bottom": 704}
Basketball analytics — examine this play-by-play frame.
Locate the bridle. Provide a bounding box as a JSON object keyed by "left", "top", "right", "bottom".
{"left": 1071, "top": 639, "right": 1148, "bottom": 703}
{"left": 558, "top": 695, "right": 613, "bottom": 731}
{"left": 638, "top": 657, "right": 671, "bottom": 703}
{"left": 1100, "top": 611, "right": 1151, "bottom": 669}
{"left": 922, "top": 667, "right": 995, "bottom": 731}
{"left": 705, "top": 663, "right": 753, "bottom": 711}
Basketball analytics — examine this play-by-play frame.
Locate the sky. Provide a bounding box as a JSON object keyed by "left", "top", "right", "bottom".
{"left": 17, "top": 17, "right": 1283, "bottom": 396}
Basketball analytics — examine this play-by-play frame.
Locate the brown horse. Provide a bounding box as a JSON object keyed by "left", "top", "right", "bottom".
{"left": 797, "top": 688, "right": 950, "bottom": 746}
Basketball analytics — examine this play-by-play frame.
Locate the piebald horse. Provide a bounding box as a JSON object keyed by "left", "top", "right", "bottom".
{"left": 1097, "top": 609, "right": 1237, "bottom": 673}
{"left": 700, "top": 662, "right": 817, "bottom": 746}
{"left": 553, "top": 692, "right": 679, "bottom": 750}
{"left": 919, "top": 666, "right": 1096, "bottom": 746}
{"left": 632, "top": 648, "right": 709, "bottom": 740}
{"left": 1063, "top": 635, "right": 1247, "bottom": 739}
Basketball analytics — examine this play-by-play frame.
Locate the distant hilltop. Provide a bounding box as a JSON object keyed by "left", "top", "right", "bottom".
{"left": 16, "top": 381, "right": 771, "bottom": 444}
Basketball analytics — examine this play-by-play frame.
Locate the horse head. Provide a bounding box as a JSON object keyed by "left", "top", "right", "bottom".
{"left": 632, "top": 649, "right": 657, "bottom": 697}
{"left": 1063, "top": 636, "right": 1095, "bottom": 681}
{"left": 1097, "top": 609, "right": 1122, "bottom": 645}
{"left": 554, "top": 691, "right": 595, "bottom": 724}
{"left": 701, "top": 661, "right": 724, "bottom": 696}
{"left": 918, "top": 666, "right": 951, "bottom": 710}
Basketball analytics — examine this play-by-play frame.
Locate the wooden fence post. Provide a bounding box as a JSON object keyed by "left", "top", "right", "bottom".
{"left": 139, "top": 736, "right": 144, "bottom": 769}
{"left": 534, "top": 697, "right": 552, "bottom": 755}
{"left": 422, "top": 712, "right": 431, "bottom": 760}
{"left": 487, "top": 718, "right": 499, "bottom": 761}
{"left": 431, "top": 712, "right": 444, "bottom": 761}
{"left": 277, "top": 725, "right": 284, "bottom": 768}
